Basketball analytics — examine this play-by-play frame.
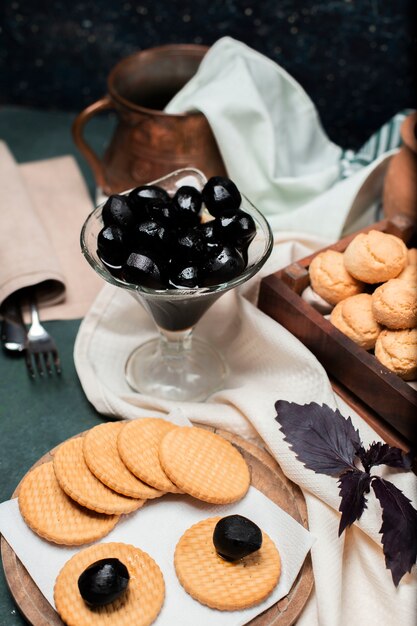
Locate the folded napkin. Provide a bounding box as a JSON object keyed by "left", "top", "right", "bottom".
{"left": 0, "top": 141, "right": 103, "bottom": 320}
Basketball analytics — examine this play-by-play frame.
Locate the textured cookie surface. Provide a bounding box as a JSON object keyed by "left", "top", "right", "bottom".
{"left": 18, "top": 462, "right": 119, "bottom": 545}
{"left": 117, "top": 418, "right": 181, "bottom": 493}
{"left": 309, "top": 249, "right": 364, "bottom": 305}
{"left": 54, "top": 542, "right": 165, "bottom": 626}
{"left": 372, "top": 278, "right": 417, "bottom": 330}
{"left": 343, "top": 230, "right": 407, "bottom": 283}
{"left": 159, "top": 427, "right": 250, "bottom": 503}
{"left": 330, "top": 293, "right": 382, "bottom": 350}
{"left": 53, "top": 437, "right": 144, "bottom": 515}
{"left": 374, "top": 328, "right": 417, "bottom": 380}
{"left": 174, "top": 517, "right": 281, "bottom": 610}
{"left": 83, "top": 422, "right": 164, "bottom": 500}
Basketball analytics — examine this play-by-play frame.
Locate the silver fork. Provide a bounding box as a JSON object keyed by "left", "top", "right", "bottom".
{"left": 25, "top": 294, "right": 61, "bottom": 377}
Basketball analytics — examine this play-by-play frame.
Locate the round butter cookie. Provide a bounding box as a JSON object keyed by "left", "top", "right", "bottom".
{"left": 159, "top": 427, "right": 250, "bottom": 504}
{"left": 174, "top": 517, "right": 281, "bottom": 610}
{"left": 343, "top": 230, "right": 407, "bottom": 283}
{"left": 330, "top": 293, "right": 382, "bottom": 350}
{"left": 372, "top": 278, "right": 417, "bottom": 329}
{"left": 18, "top": 462, "right": 119, "bottom": 545}
{"left": 83, "top": 422, "right": 164, "bottom": 500}
{"left": 309, "top": 249, "right": 364, "bottom": 305}
{"left": 117, "top": 418, "right": 181, "bottom": 493}
{"left": 374, "top": 328, "right": 417, "bottom": 380}
{"left": 54, "top": 542, "right": 165, "bottom": 626}
{"left": 53, "top": 437, "right": 144, "bottom": 515}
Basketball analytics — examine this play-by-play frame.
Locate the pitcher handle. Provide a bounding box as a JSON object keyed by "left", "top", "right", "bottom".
{"left": 72, "top": 95, "right": 114, "bottom": 193}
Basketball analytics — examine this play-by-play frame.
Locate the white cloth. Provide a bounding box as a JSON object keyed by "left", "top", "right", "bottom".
{"left": 166, "top": 37, "right": 392, "bottom": 240}
{"left": 0, "top": 487, "right": 314, "bottom": 625}
{"left": 74, "top": 255, "right": 417, "bottom": 626}
{"left": 74, "top": 38, "right": 416, "bottom": 626}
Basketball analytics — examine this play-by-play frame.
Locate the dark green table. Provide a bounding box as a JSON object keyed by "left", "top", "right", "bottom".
{"left": 0, "top": 105, "right": 115, "bottom": 199}
{"left": 0, "top": 107, "right": 114, "bottom": 625}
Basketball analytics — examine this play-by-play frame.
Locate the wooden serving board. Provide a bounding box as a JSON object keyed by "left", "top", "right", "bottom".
{"left": 259, "top": 214, "right": 417, "bottom": 447}
{"left": 1, "top": 427, "right": 313, "bottom": 626}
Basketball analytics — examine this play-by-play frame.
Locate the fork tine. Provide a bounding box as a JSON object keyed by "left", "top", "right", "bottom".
{"left": 23, "top": 290, "right": 62, "bottom": 378}
{"left": 21, "top": 291, "right": 61, "bottom": 378}
{"left": 52, "top": 349, "right": 62, "bottom": 375}
{"left": 42, "top": 352, "right": 53, "bottom": 376}
{"left": 25, "top": 352, "right": 35, "bottom": 378}
{"left": 34, "top": 352, "right": 45, "bottom": 377}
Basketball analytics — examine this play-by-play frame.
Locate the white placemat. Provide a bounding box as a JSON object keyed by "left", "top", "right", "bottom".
{"left": 0, "top": 486, "right": 314, "bottom": 625}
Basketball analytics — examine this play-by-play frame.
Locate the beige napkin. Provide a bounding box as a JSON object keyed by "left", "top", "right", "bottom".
{"left": 0, "top": 141, "right": 103, "bottom": 320}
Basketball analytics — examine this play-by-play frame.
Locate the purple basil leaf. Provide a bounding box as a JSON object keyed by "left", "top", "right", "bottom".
{"left": 358, "top": 442, "right": 412, "bottom": 473}
{"left": 274, "top": 401, "right": 362, "bottom": 476}
{"left": 372, "top": 477, "right": 417, "bottom": 586}
{"left": 338, "top": 470, "right": 372, "bottom": 536}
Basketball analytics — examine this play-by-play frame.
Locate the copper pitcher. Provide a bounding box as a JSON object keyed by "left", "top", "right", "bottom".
{"left": 72, "top": 44, "right": 227, "bottom": 195}
{"left": 383, "top": 111, "right": 417, "bottom": 222}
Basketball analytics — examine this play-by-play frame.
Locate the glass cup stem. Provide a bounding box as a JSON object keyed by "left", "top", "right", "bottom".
{"left": 159, "top": 328, "right": 193, "bottom": 356}
{"left": 125, "top": 322, "right": 228, "bottom": 401}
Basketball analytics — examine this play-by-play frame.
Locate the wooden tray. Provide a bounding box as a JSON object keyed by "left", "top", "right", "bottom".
{"left": 1, "top": 427, "right": 313, "bottom": 626}
{"left": 258, "top": 214, "right": 417, "bottom": 447}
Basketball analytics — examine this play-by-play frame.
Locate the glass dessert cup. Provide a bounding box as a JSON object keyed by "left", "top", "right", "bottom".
{"left": 81, "top": 168, "right": 274, "bottom": 402}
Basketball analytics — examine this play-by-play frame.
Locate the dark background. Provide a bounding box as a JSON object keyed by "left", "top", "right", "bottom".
{"left": 0, "top": 0, "right": 416, "bottom": 150}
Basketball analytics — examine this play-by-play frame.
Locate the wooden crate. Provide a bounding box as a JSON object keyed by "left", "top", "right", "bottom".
{"left": 258, "top": 214, "right": 417, "bottom": 446}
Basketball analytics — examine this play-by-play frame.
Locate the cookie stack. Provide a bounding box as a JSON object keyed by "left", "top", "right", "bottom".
{"left": 18, "top": 419, "right": 251, "bottom": 546}
{"left": 308, "top": 230, "right": 417, "bottom": 380}
{"left": 15, "top": 419, "right": 283, "bottom": 625}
